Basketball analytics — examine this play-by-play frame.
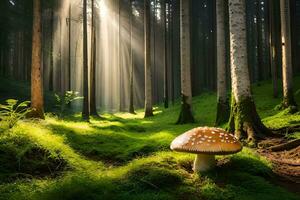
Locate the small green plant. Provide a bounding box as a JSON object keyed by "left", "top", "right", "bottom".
{"left": 55, "top": 91, "right": 83, "bottom": 116}
{"left": 0, "top": 99, "right": 31, "bottom": 131}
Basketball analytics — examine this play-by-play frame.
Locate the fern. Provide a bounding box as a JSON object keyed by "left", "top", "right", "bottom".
{"left": 0, "top": 99, "right": 31, "bottom": 131}
{"left": 55, "top": 91, "right": 83, "bottom": 116}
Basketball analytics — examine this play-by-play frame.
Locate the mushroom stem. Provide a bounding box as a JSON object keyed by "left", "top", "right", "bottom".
{"left": 193, "top": 154, "right": 216, "bottom": 172}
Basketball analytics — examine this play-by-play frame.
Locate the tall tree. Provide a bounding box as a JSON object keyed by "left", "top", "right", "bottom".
{"left": 129, "top": 0, "right": 135, "bottom": 114}
{"left": 90, "top": 0, "right": 99, "bottom": 117}
{"left": 119, "top": 0, "right": 124, "bottom": 111}
{"left": 162, "top": 0, "right": 169, "bottom": 109}
{"left": 30, "top": 0, "right": 44, "bottom": 119}
{"left": 82, "top": 0, "right": 90, "bottom": 120}
{"left": 269, "top": 0, "right": 279, "bottom": 98}
{"left": 227, "top": 0, "right": 270, "bottom": 143}
{"left": 280, "top": 0, "right": 297, "bottom": 109}
{"left": 215, "top": 0, "right": 229, "bottom": 125}
{"left": 177, "top": 0, "right": 194, "bottom": 124}
{"left": 68, "top": 3, "right": 72, "bottom": 92}
{"left": 144, "top": 0, "right": 154, "bottom": 117}
{"left": 49, "top": 7, "right": 54, "bottom": 91}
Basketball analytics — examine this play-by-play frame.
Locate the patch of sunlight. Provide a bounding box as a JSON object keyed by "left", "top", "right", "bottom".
{"left": 263, "top": 109, "right": 300, "bottom": 129}
{"left": 46, "top": 117, "right": 95, "bottom": 133}
{"left": 13, "top": 121, "right": 104, "bottom": 171}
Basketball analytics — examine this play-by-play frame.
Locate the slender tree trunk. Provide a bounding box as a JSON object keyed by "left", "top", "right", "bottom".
{"left": 153, "top": 0, "right": 158, "bottom": 103}
{"left": 90, "top": 0, "right": 99, "bottom": 117}
{"left": 49, "top": 8, "right": 54, "bottom": 91}
{"left": 280, "top": 0, "right": 297, "bottom": 109}
{"left": 227, "top": 0, "right": 270, "bottom": 143}
{"left": 119, "top": 0, "right": 124, "bottom": 112}
{"left": 171, "top": 0, "right": 176, "bottom": 105}
{"left": 144, "top": 0, "right": 154, "bottom": 117}
{"left": 82, "top": 0, "right": 90, "bottom": 120}
{"left": 162, "top": 0, "right": 169, "bottom": 109}
{"left": 215, "top": 0, "right": 229, "bottom": 125}
{"left": 177, "top": 0, "right": 194, "bottom": 124}
{"left": 68, "top": 3, "right": 72, "bottom": 92}
{"left": 129, "top": 0, "right": 135, "bottom": 114}
{"left": 269, "top": 0, "right": 279, "bottom": 98}
{"left": 256, "top": 0, "right": 264, "bottom": 82}
{"left": 30, "top": 0, "right": 44, "bottom": 119}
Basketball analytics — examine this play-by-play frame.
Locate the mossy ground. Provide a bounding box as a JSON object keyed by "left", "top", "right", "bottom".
{"left": 1, "top": 77, "right": 300, "bottom": 200}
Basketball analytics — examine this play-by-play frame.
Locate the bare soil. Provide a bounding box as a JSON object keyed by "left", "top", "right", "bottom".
{"left": 258, "top": 138, "right": 300, "bottom": 195}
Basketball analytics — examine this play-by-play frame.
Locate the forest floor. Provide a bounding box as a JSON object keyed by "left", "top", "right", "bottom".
{"left": 0, "top": 77, "right": 300, "bottom": 200}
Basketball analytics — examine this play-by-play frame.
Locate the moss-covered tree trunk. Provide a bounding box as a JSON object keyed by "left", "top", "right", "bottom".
{"left": 144, "top": 0, "right": 154, "bottom": 118}
{"left": 280, "top": 0, "right": 297, "bottom": 109}
{"left": 215, "top": 0, "right": 229, "bottom": 125}
{"left": 227, "top": 0, "right": 270, "bottom": 143}
{"left": 177, "top": 0, "right": 194, "bottom": 124}
{"left": 30, "top": 0, "right": 44, "bottom": 119}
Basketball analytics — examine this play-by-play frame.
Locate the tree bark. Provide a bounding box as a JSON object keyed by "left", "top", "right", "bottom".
{"left": 30, "top": 0, "right": 44, "bottom": 119}
{"left": 227, "top": 0, "right": 270, "bottom": 143}
{"left": 129, "top": 0, "right": 135, "bottom": 114}
{"left": 162, "top": 0, "right": 169, "bottom": 109}
{"left": 269, "top": 0, "right": 279, "bottom": 98}
{"left": 89, "top": 0, "right": 99, "bottom": 117}
{"left": 177, "top": 0, "right": 194, "bottom": 124}
{"left": 215, "top": 0, "right": 229, "bottom": 125}
{"left": 144, "top": 0, "right": 154, "bottom": 118}
{"left": 280, "top": 0, "right": 297, "bottom": 109}
{"left": 49, "top": 8, "right": 54, "bottom": 91}
{"left": 82, "top": 0, "right": 90, "bottom": 120}
{"left": 68, "top": 3, "right": 72, "bottom": 92}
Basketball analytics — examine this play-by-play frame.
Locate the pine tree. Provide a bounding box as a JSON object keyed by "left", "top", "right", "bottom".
{"left": 227, "top": 0, "right": 271, "bottom": 143}
{"left": 30, "top": 0, "right": 44, "bottom": 119}
{"left": 176, "top": 0, "right": 194, "bottom": 124}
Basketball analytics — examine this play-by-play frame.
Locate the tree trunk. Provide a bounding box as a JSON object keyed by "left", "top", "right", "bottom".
{"left": 68, "top": 3, "right": 72, "bottom": 92}
{"left": 144, "top": 0, "right": 154, "bottom": 118}
{"left": 82, "top": 0, "right": 90, "bottom": 120}
{"left": 119, "top": 0, "right": 124, "bottom": 111}
{"left": 89, "top": 0, "right": 99, "bottom": 117}
{"left": 162, "top": 0, "right": 169, "bottom": 109}
{"left": 129, "top": 0, "right": 135, "bottom": 114}
{"left": 227, "top": 0, "right": 270, "bottom": 143}
{"left": 280, "top": 0, "right": 297, "bottom": 109}
{"left": 49, "top": 8, "right": 54, "bottom": 91}
{"left": 215, "top": 0, "right": 229, "bottom": 125}
{"left": 269, "top": 0, "right": 279, "bottom": 98}
{"left": 256, "top": 0, "right": 264, "bottom": 82}
{"left": 177, "top": 0, "right": 194, "bottom": 124}
{"left": 30, "top": 0, "right": 44, "bottom": 119}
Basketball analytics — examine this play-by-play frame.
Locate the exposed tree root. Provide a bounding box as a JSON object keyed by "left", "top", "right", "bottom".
{"left": 269, "top": 139, "right": 300, "bottom": 152}
{"left": 258, "top": 138, "right": 300, "bottom": 184}
{"left": 272, "top": 124, "right": 300, "bottom": 135}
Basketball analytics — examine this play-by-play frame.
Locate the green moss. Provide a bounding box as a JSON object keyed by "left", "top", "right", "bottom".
{"left": 1, "top": 77, "right": 300, "bottom": 199}
{"left": 228, "top": 96, "right": 269, "bottom": 143}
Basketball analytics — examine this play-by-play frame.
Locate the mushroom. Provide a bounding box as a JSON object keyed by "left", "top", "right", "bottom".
{"left": 170, "top": 127, "right": 242, "bottom": 172}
